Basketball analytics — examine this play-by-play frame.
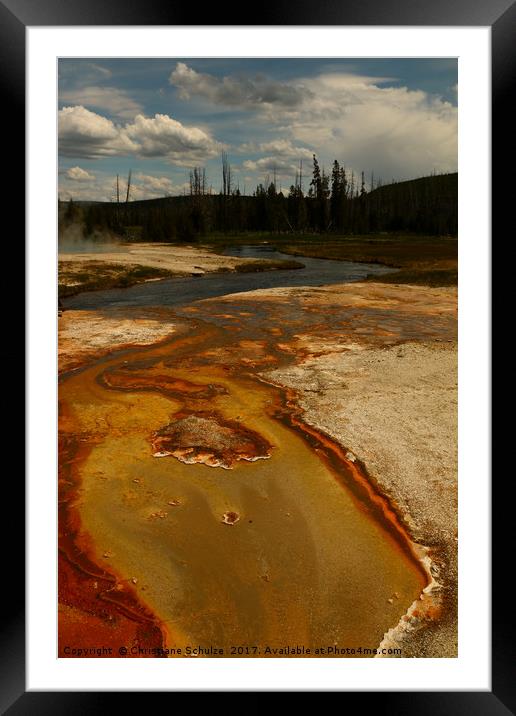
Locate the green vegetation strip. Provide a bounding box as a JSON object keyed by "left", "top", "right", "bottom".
{"left": 58, "top": 263, "right": 173, "bottom": 298}
{"left": 204, "top": 234, "right": 458, "bottom": 287}
{"left": 236, "top": 259, "right": 304, "bottom": 273}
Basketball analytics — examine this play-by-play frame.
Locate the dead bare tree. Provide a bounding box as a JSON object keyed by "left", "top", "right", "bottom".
{"left": 189, "top": 166, "right": 207, "bottom": 197}
{"left": 115, "top": 174, "right": 120, "bottom": 225}
{"left": 125, "top": 169, "right": 132, "bottom": 203}
{"left": 221, "top": 152, "right": 231, "bottom": 197}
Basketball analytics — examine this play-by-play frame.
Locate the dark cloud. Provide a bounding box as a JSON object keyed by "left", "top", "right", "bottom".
{"left": 170, "top": 62, "right": 312, "bottom": 109}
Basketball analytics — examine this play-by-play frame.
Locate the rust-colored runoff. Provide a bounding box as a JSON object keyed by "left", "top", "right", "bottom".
{"left": 58, "top": 302, "right": 435, "bottom": 658}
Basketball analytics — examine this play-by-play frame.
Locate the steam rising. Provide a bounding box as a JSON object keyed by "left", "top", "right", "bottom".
{"left": 58, "top": 222, "right": 127, "bottom": 254}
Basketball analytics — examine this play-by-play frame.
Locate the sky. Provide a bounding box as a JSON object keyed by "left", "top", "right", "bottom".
{"left": 58, "top": 58, "right": 458, "bottom": 202}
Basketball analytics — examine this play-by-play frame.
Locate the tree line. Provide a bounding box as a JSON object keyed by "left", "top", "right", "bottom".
{"left": 64, "top": 154, "right": 457, "bottom": 241}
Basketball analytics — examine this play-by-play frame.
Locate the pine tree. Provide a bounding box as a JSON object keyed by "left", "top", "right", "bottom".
{"left": 309, "top": 155, "right": 330, "bottom": 231}
{"left": 331, "top": 160, "right": 343, "bottom": 231}
{"left": 310, "top": 154, "right": 322, "bottom": 199}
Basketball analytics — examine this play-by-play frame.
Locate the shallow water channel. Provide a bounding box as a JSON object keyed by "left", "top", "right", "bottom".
{"left": 63, "top": 244, "right": 394, "bottom": 310}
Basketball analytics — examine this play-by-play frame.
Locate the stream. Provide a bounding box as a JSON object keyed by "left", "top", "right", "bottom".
{"left": 62, "top": 244, "right": 394, "bottom": 310}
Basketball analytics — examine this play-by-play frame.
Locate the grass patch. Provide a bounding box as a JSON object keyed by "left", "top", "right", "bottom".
{"left": 368, "top": 267, "right": 458, "bottom": 287}
{"left": 235, "top": 259, "right": 304, "bottom": 273}
{"left": 58, "top": 262, "right": 173, "bottom": 298}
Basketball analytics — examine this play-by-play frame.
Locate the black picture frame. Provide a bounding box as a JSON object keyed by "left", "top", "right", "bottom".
{"left": 7, "top": 0, "right": 506, "bottom": 709}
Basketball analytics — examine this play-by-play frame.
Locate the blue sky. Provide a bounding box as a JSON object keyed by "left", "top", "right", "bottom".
{"left": 58, "top": 58, "right": 458, "bottom": 201}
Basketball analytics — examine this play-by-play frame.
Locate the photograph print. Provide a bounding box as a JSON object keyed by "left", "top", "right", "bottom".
{"left": 57, "top": 57, "right": 458, "bottom": 660}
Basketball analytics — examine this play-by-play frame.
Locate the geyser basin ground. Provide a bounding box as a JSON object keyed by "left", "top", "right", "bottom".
{"left": 58, "top": 280, "right": 457, "bottom": 658}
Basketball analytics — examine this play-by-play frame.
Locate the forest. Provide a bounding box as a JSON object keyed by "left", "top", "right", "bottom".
{"left": 62, "top": 155, "right": 458, "bottom": 241}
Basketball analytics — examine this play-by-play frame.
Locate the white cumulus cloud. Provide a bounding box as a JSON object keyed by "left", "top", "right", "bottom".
{"left": 59, "top": 106, "right": 221, "bottom": 166}
{"left": 243, "top": 157, "right": 300, "bottom": 178}
{"left": 123, "top": 113, "right": 221, "bottom": 165}
{"left": 279, "top": 72, "right": 458, "bottom": 179}
{"left": 59, "top": 172, "right": 190, "bottom": 202}
{"left": 238, "top": 138, "right": 313, "bottom": 159}
{"left": 59, "top": 106, "right": 137, "bottom": 158}
{"left": 65, "top": 166, "right": 96, "bottom": 182}
{"left": 131, "top": 173, "right": 189, "bottom": 199}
